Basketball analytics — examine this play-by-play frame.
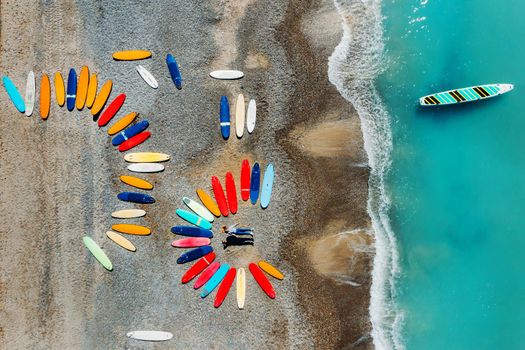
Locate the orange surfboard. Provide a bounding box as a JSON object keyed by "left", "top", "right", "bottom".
{"left": 108, "top": 112, "right": 138, "bottom": 135}
{"left": 91, "top": 80, "right": 113, "bottom": 115}
{"left": 76, "top": 66, "right": 89, "bottom": 110}
{"left": 40, "top": 74, "right": 50, "bottom": 120}
{"left": 119, "top": 175, "right": 153, "bottom": 190}
{"left": 196, "top": 188, "right": 221, "bottom": 217}
{"left": 54, "top": 72, "right": 65, "bottom": 107}
{"left": 85, "top": 73, "right": 97, "bottom": 108}
{"left": 111, "top": 223, "right": 151, "bottom": 235}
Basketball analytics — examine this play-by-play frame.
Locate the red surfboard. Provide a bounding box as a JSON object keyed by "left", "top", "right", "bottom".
{"left": 240, "top": 159, "right": 250, "bottom": 201}
{"left": 211, "top": 176, "right": 229, "bottom": 216}
{"left": 249, "top": 262, "right": 276, "bottom": 299}
{"left": 118, "top": 131, "right": 151, "bottom": 152}
{"left": 214, "top": 267, "right": 236, "bottom": 308}
{"left": 98, "top": 93, "right": 126, "bottom": 126}
{"left": 172, "top": 237, "right": 211, "bottom": 248}
{"left": 194, "top": 262, "right": 220, "bottom": 289}
{"left": 181, "top": 252, "right": 215, "bottom": 284}
{"left": 225, "top": 172, "right": 238, "bottom": 214}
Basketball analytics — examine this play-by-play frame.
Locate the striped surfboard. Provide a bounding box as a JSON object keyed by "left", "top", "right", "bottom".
{"left": 419, "top": 83, "right": 513, "bottom": 106}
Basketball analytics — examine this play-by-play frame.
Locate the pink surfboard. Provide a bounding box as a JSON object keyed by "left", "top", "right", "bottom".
{"left": 171, "top": 237, "right": 211, "bottom": 248}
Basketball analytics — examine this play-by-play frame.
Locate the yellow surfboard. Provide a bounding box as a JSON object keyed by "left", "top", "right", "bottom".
{"left": 54, "top": 72, "right": 65, "bottom": 107}
{"left": 119, "top": 175, "right": 153, "bottom": 190}
{"left": 108, "top": 112, "right": 137, "bottom": 135}
{"left": 106, "top": 231, "right": 136, "bottom": 251}
{"left": 112, "top": 50, "right": 152, "bottom": 61}
{"left": 258, "top": 261, "right": 284, "bottom": 280}
{"left": 111, "top": 223, "right": 151, "bottom": 235}
{"left": 91, "top": 80, "right": 113, "bottom": 115}
{"left": 196, "top": 189, "right": 221, "bottom": 217}
{"left": 86, "top": 73, "right": 97, "bottom": 108}
{"left": 40, "top": 74, "right": 50, "bottom": 120}
{"left": 76, "top": 66, "right": 89, "bottom": 110}
{"left": 236, "top": 268, "right": 246, "bottom": 309}
{"left": 124, "top": 152, "right": 170, "bottom": 163}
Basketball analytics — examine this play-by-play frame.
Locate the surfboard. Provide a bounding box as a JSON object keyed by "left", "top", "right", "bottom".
{"left": 249, "top": 263, "right": 275, "bottom": 299}
{"left": 176, "top": 209, "right": 212, "bottom": 230}
{"left": 419, "top": 83, "right": 514, "bottom": 106}
{"left": 106, "top": 231, "right": 136, "bottom": 252}
{"left": 126, "top": 331, "right": 173, "bottom": 342}
{"left": 66, "top": 68, "right": 76, "bottom": 111}
{"left": 112, "top": 120, "right": 149, "bottom": 146}
{"left": 118, "top": 131, "right": 150, "bottom": 152}
{"left": 194, "top": 261, "right": 220, "bottom": 289}
{"left": 258, "top": 260, "right": 283, "bottom": 280}
{"left": 117, "top": 192, "right": 155, "bottom": 204}
{"left": 108, "top": 112, "right": 137, "bottom": 135}
{"left": 171, "top": 237, "right": 211, "bottom": 248}
{"left": 91, "top": 80, "right": 113, "bottom": 115}
{"left": 196, "top": 189, "right": 221, "bottom": 217}
{"left": 181, "top": 252, "right": 216, "bottom": 283}
{"left": 111, "top": 223, "right": 151, "bottom": 235}
{"left": 211, "top": 176, "right": 229, "bottom": 217}
{"left": 98, "top": 93, "right": 125, "bottom": 126}
{"left": 83, "top": 236, "right": 112, "bottom": 271}
{"left": 85, "top": 73, "right": 97, "bottom": 108}
{"left": 76, "top": 66, "right": 89, "bottom": 110}
{"left": 113, "top": 50, "right": 152, "bottom": 61}
{"left": 171, "top": 226, "right": 213, "bottom": 238}
{"left": 136, "top": 65, "right": 158, "bottom": 89}
{"left": 3, "top": 76, "right": 25, "bottom": 112}
{"left": 240, "top": 159, "right": 251, "bottom": 201}
{"left": 250, "top": 162, "right": 261, "bottom": 204}
{"left": 127, "top": 162, "right": 164, "bottom": 173}
{"left": 119, "top": 175, "right": 153, "bottom": 190}
{"left": 201, "top": 264, "right": 230, "bottom": 298}
{"left": 236, "top": 268, "right": 246, "bottom": 309}
{"left": 124, "top": 152, "right": 170, "bottom": 163}
{"left": 209, "top": 70, "right": 244, "bottom": 80}
{"left": 177, "top": 245, "right": 213, "bottom": 264}
{"left": 214, "top": 267, "right": 236, "bottom": 308}
{"left": 54, "top": 72, "right": 65, "bottom": 107}
{"left": 40, "top": 74, "right": 51, "bottom": 120}
{"left": 183, "top": 197, "right": 214, "bottom": 222}
{"left": 219, "top": 96, "right": 230, "bottom": 139}
{"left": 225, "top": 172, "right": 238, "bottom": 214}
{"left": 166, "top": 53, "right": 182, "bottom": 89}
{"left": 246, "top": 99, "right": 256, "bottom": 133}
{"left": 235, "top": 94, "right": 245, "bottom": 138}
{"left": 24, "top": 71, "right": 35, "bottom": 116}
{"left": 111, "top": 209, "right": 146, "bottom": 219}
{"left": 260, "top": 163, "right": 274, "bottom": 209}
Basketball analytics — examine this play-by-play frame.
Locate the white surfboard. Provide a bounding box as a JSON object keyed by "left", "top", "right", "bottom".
{"left": 136, "top": 65, "right": 158, "bottom": 89}
{"left": 209, "top": 70, "right": 244, "bottom": 80}
{"left": 246, "top": 99, "right": 256, "bottom": 133}
{"left": 237, "top": 268, "right": 246, "bottom": 309}
{"left": 183, "top": 197, "right": 214, "bottom": 222}
{"left": 111, "top": 209, "right": 146, "bottom": 219}
{"left": 235, "top": 94, "right": 245, "bottom": 138}
{"left": 126, "top": 330, "right": 173, "bottom": 342}
{"left": 127, "top": 163, "right": 165, "bottom": 173}
{"left": 25, "top": 71, "right": 35, "bottom": 116}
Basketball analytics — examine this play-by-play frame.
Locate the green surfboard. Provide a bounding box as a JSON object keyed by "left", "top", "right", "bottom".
{"left": 83, "top": 236, "right": 113, "bottom": 271}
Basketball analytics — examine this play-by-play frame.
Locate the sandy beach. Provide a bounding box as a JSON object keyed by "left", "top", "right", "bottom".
{"left": 0, "top": 0, "right": 374, "bottom": 349}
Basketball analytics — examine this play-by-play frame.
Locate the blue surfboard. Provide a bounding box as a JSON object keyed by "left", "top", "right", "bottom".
{"left": 2, "top": 76, "right": 25, "bottom": 113}
{"left": 220, "top": 96, "right": 230, "bottom": 139}
{"left": 176, "top": 209, "right": 212, "bottom": 230}
{"left": 112, "top": 120, "right": 149, "bottom": 146}
{"left": 260, "top": 163, "right": 274, "bottom": 209}
{"left": 66, "top": 68, "right": 77, "bottom": 111}
{"left": 250, "top": 162, "right": 261, "bottom": 204}
{"left": 171, "top": 226, "right": 213, "bottom": 238}
{"left": 117, "top": 192, "right": 155, "bottom": 204}
{"left": 177, "top": 245, "right": 213, "bottom": 264}
{"left": 166, "top": 54, "right": 182, "bottom": 90}
{"left": 201, "top": 264, "right": 230, "bottom": 298}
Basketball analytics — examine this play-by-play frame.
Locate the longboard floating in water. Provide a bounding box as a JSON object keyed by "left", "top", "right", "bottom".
{"left": 3, "top": 75, "right": 25, "bottom": 112}
{"left": 83, "top": 236, "right": 112, "bottom": 271}
{"left": 419, "top": 83, "right": 513, "bottom": 106}
{"left": 126, "top": 331, "right": 173, "bottom": 342}
{"left": 209, "top": 70, "right": 244, "bottom": 80}
{"left": 113, "top": 50, "right": 152, "bottom": 61}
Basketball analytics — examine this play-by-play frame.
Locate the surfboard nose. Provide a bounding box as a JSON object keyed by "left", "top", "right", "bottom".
{"left": 498, "top": 83, "right": 514, "bottom": 93}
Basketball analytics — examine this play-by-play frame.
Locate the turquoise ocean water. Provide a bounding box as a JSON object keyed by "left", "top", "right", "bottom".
{"left": 378, "top": 0, "right": 525, "bottom": 348}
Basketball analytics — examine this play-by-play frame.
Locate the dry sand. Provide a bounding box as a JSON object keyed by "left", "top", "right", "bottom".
{"left": 0, "top": 0, "right": 374, "bottom": 349}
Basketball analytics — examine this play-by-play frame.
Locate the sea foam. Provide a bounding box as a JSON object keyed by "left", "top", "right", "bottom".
{"left": 327, "top": 0, "right": 404, "bottom": 349}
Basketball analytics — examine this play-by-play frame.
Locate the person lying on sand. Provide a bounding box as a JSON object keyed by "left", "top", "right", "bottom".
{"left": 222, "top": 235, "right": 254, "bottom": 249}
{"left": 222, "top": 224, "right": 254, "bottom": 236}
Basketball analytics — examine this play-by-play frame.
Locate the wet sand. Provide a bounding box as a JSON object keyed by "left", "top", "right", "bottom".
{"left": 0, "top": 0, "right": 373, "bottom": 349}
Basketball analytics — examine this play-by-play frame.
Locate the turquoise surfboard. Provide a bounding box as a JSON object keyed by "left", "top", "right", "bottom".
{"left": 176, "top": 209, "right": 212, "bottom": 230}
{"left": 3, "top": 76, "right": 25, "bottom": 112}
{"left": 260, "top": 163, "right": 274, "bottom": 209}
{"left": 201, "top": 264, "right": 230, "bottom": 298}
